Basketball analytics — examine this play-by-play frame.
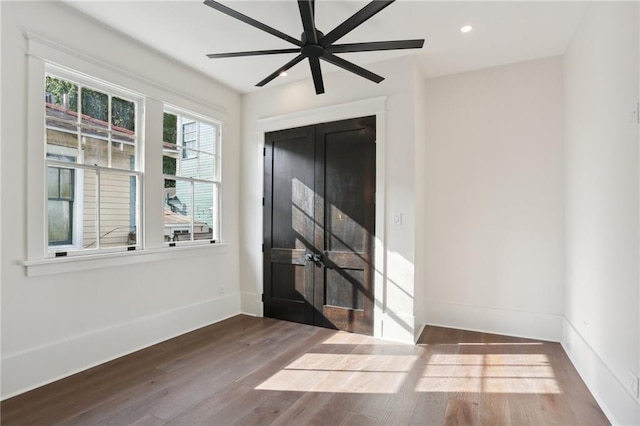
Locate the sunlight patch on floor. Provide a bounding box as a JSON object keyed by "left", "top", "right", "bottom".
{"left": 255, "top": 353, "right": 418, "bottom": 393}
{"left": 256, "top": 370, "right": 407, "bottom": 393}
{"left": 321, "top": 332, "right": 396, "bottom": 345}
{"left": 286, "top": 353, "right": 418, "bottom": 372}
{"left": 457, "top": 342, "right": 544, "bottom": 346}
{"left": 415, "top": 353, "right": 561, "bottom": 394}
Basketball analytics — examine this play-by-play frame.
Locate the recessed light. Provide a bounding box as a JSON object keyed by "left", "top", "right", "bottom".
{"left": 279, "top": 71, "right": 288, "bottom": 77}
{"left": 461, "top": 25, "right": 473, "bottom": 33}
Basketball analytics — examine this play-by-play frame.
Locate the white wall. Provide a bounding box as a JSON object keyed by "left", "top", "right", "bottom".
{"left": 563, "top": 2, "right": 640, "bottom": 424}
{"left": 1, "top": 1, "right": 242, "bottom": 398}
{"left": 422, "top": 57, "right": 565, "bottom": 341}
{"left": 240, "top": 55, "right": 422, "bottom": 343}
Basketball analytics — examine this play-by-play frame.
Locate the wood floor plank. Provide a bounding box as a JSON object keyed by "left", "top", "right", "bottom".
{"left": 443, "top": 398, "right": 479, "bottom": 426}
{"left": 0, "top": 317, "right": 610, "bottom": 426}
{"left": 165, "top": 383, "right": 254, "bottom": 425}
{"left": 342, "top": 412, "right": 378, "bottom": 426}
{"left": 232, "top": 392, "right": 297, "bottom": 425}
{"left": 127, "top": 414, "right": 167, "bottom": 426}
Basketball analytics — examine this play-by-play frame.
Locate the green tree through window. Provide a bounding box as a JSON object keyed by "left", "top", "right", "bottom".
{"left": 46, "top": 76, "right": 135, "bottom": 131}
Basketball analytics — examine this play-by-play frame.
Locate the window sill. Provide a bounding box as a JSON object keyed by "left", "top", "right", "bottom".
{"left": 23, "top": 243, "right": 229, "bottom": 277}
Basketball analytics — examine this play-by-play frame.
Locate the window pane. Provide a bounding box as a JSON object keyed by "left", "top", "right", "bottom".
{"left": 181, "top": 149, "right": 198, "bottom": 176}
{"left": 81, "top": 88, "right": 108, "bottom": 127}
{"left": 48, "top": 200, "right": 72, "bottom": 245}
{"left": 47, "top": 128, "right": 78, "bottom": 154}
{"left": 193, "top": 181, "right": 213, "bottom": 241}
{"left": 112, "top": 144, "right": 136, "bottom": 171}
{"left": 80, "top": 169, "right": 99, "bottom": 251}
{"left": 164, "top": 178, "right": 192, "bottom": 242}
{"left": 99, "top": 171, "right": 137, "bottom": 248}
{"left": 199, "top": 122, "right": 216, "bottom": 154}
{"left": 163, "top": 151, "right": 177, "bottom": 175}
{"left": 47, "top": 167, "right": 59, "bottom": 198}
{"left": 175, "top": 179, "right": 193, "bottom": 241}
{"left": 59, "top": 168, "right": 73, "bottom": 199}
{"left": 111, "top": 97, "right": 135, "bottom": 133}
{"left": 46, "top": 116, "right": 78, "bottom": 133}
{"left": 81, "top": 134, "right": 109, "bottom": 167}
{"left": 45, "top": 76, "right": 78, "bottom": 112}
{"left": 112, "top": 132, "right": 136, "bottom": 148}
{"left": 163, "top": 113, "right": 177, "bottom": 145}
{"left": 199, "top": 151, "right": 215, "bottom": 180}
{"left": 183, "top": 121, "right": 197, "bottom": 137}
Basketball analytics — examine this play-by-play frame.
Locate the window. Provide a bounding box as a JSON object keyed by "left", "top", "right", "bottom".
{"left": 44, "top": 69, "right": 141, "bottom": 253}
{"left": 163, "top": 110, "right": 221, "bottom": 244}
{"left": 25, "top": 41, "right": 229, "bottom": 274}
{"left": 182, "top": 122, "right": 197, "bottom": 159}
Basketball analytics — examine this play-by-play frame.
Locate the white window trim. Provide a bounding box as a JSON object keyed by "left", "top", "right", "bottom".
{"left": 24, "top": 34, "right": 229, "bottom": 276}
{"left": 23, "top": 243, "right": 229, "bottom": 277}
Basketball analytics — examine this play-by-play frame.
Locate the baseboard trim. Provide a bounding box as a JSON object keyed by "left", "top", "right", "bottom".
{"left": 1, "top": 293, "right": 241, "bottom": 400}
{"left": 424, "top": 299, "right": 563, "bottom": 342}
{"left": 414, "top": 323, "right": 426, "bottom": 344}
{"left": 561, "top": 318, "right": 640, "bottom": 426}
{"left": 240, "top": 291, "right": 263, "bottom": 317}
{"left": 374, "top": 311, "right": 416, "bottom": 344}
{"left": 241, "top": 292, "right": 416, "bottom": 344}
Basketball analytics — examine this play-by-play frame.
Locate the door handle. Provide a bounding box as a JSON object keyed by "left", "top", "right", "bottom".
{"left": 304, "top": 253, "right": 323, "bottom": 266}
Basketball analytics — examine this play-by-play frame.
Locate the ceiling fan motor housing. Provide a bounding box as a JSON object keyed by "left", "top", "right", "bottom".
{"left": 301, "top": 30, "right": 326, "bottom": 58}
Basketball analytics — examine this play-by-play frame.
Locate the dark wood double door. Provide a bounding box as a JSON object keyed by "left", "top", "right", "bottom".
{"left": 263, "top": 116, "right": 376, "bottom": 335}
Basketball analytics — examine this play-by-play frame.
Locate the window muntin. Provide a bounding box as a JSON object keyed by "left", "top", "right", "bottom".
{"left": 45, "top": 71, "right": 141, "bottom": 253}
{"left": 162, "top": 111, "right": 220, "bottom": 244}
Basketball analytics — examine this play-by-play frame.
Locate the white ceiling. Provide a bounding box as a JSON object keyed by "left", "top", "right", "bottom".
{"left": 63, "top": 1, "right": 588, "bottom": 94}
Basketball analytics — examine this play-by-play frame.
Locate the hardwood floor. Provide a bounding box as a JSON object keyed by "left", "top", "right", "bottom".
{"left": 1, "top": 315, "right": 609, "bottom": 425}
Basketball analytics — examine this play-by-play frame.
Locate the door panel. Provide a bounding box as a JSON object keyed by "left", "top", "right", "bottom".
{"left": 325, "top": 268, "right": 365, "bottom": 310}
{"left": 264, "top": 126, "right": 316, "bottom": 325}
{"left": 315, "top": 117, "right": 376, "bottom": 334}
{"left": 264, "top": 116, "right": 375, "bottom": 335}
{"left": 271, "top": 263, "right": 306, "bottom": 301}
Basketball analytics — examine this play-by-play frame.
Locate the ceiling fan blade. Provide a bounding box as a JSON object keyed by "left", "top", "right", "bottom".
{"left": 308, "top": 57, "right": 325, "bottom": 94}
{"left": 203, "top": 0, "right": 302, "bottom": 47}
{"left": 207, "top": 48, "right": 300, "bottom": 59}
{"left": 256, "top": 54, "right": 306, "bottom": 87}
{"left": 298, "top": 0, "right": 317, "bottom": 44}
{"left": 320, "top": 0, "right": 395, "bottom": 47}
{"left": 321, "top": 53, "right": 384, "bottom": 84}
{"left": 327, "top": 39, "right": 424, "bottom": 54}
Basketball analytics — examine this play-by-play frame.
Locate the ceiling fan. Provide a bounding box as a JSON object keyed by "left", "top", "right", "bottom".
{"left": 203, "top": 0, "right": 425, "bottom": 94}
